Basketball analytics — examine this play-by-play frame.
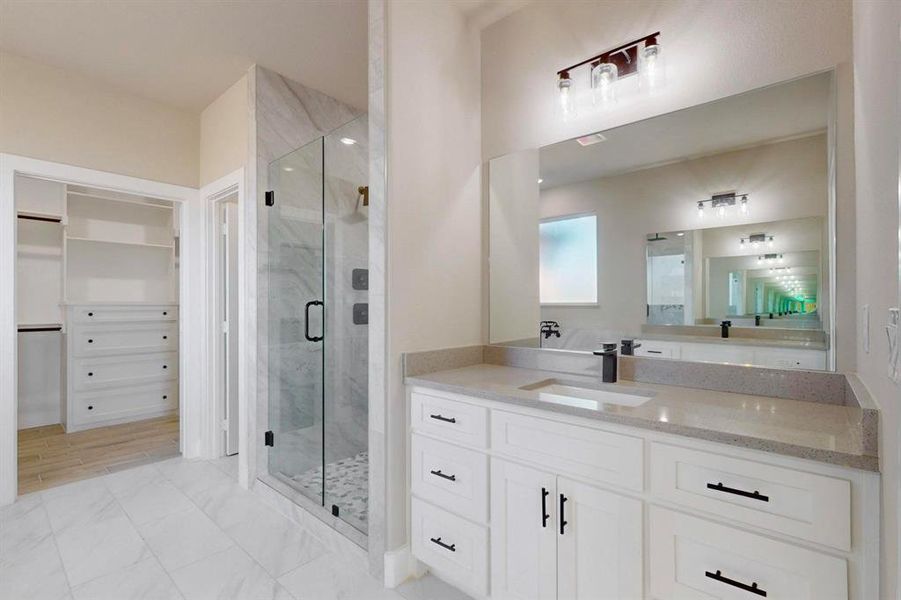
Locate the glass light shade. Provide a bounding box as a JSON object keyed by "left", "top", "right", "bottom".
{"left": 591, "top": 62, "right": 618, "bottom": 106}
{"left": 740, "top": 196, "right": 749, "bottom": 215}
{"left": 639, "top": 41, "right": 666, "bottom": 93}
{"left": 697, "top": 202, "right": 704, "bottom": 219}
{"left": 558, "top": 74, "right": 575, "bottom": 120}
{"left": 716, "top": 204, "right": 726, "bottom": 219}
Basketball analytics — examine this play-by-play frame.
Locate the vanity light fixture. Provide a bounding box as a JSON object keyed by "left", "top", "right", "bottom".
{"left": 696, "top": 192, "right": 749, "bottom": 220}
{"left": 757, "top": 253, "right": 784, "bottom": 264}
{"left": 740, "top": 233, "right": 774, "bottom": 250}
{"left": 339, "top": 137, "right": 357, "bottom": 145}
{"left": 556, "top": 32, "right": 663, "bottom": 119}
{"left": 283, "top": 166, "right": 295, "bottom": 172}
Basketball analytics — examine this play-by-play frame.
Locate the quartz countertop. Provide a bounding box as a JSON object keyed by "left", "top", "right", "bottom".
{"left": 406, "top": 363, "right": 877, "bottom": 471}
{"left": 638, "top": 333, "right": 828, "bottom": 350}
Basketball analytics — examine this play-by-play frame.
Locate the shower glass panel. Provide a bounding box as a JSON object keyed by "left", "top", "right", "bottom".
{"left": 267, "top": 115, "right": 369, "bottom": 536}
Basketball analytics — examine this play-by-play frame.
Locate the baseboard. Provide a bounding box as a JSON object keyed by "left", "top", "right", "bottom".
{"left": 383, "top": 544, "right": 426, "bottom": 588}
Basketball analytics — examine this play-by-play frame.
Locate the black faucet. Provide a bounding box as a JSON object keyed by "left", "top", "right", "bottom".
{"left": 755, "top": 315, "right": 761, "bottom": 327}
{"left": 720, "top": 320, "right": 732, "bottom": 338}
{"left": 593, "top": 343, "right": 618, "bottom": 383}
{"left": 620, "top": 339, "right": 641, "bottom": 356}
{"left": 540, "top": 320, "right": 561, "bottom": 340}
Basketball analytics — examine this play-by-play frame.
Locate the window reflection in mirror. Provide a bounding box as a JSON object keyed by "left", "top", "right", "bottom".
{"left": 488, "top": 71, "right": 834, "bottom": 370}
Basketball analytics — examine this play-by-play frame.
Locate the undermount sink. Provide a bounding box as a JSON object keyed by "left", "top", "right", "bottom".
{"left": 519, "top": 378, "right": 655, "bottom": 410}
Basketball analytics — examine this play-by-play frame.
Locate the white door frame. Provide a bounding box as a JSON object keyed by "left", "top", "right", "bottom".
{"left": 0, "top": 153, "right": 202, "bottom": 505}
{"left": 200, "top": 169, "right": 250, "bottom": 488}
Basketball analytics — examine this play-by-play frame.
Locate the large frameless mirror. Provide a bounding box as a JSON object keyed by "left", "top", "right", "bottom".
{"left": 488, "top": 71, "right": 835, "bottom": 371}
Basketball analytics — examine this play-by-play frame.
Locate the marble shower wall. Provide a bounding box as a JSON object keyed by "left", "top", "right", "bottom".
{"left": 252, "top": 64, "right": 367, "bottom": 491}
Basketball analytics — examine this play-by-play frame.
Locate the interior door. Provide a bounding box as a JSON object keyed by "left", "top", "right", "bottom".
{"left": 223, "top": 200, "right": 239, "bottom": 456}
{"left": 556, "top": 476, "right": 643, "bottom": 600}
{"left": 491, "top": 458, "right": 557, "bottom": 600}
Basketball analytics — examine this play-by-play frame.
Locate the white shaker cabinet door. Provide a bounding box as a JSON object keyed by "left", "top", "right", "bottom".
{"left": 556, "top": 477, "right": 643, "bottom": 600}
{"left": 491, "top": 459, "right": 557, "bottom": 600}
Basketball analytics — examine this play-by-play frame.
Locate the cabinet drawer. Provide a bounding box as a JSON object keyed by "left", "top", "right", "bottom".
{"left": 412, "top": 433, "right": 488, "bottom": 523}
{"left": 650, "top": 443, "right": 851, "bottom": 551}
{"left": 635, "top": 340, "right": 681, "bottom": 359}
{"left": 411, "top": 391, "right": 488, "bottom": 448}
{"left": 70, "top": 384, "right": 177, "bottom": 427}
{"left": 753, "top": 348, "right": 827, "bottom": 371}
{"left": 411, "top": 498, "right": 488, "bottom": 597}
{"left": 649, "top": 507, "right": 847, "bottom": 599}
{"left": 71, "top": 305, "right": 177, "bottom": 324}
{"left": 73, "top": 322, "right": 177, "bottom": 357}
{"left": 73, "top": 352, "right": 177, "bottom": 391}
{"left": 491, "top": 410, "right": 643, "bottom": 491}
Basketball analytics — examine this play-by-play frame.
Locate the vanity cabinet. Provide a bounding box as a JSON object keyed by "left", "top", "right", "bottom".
{"left": 635, "top": 338, "right": 827, "bottom": 370}
{"left": 408, "top": 386, "right": 878, "bottom": 600}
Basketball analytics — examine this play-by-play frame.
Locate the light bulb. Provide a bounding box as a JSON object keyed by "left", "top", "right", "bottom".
{"left": 591, "top": 61, "right": 618, "bottom": 107}
{"left": 697, "top": 202, "right": 705, "bottom": 219}
{"left": 740, "top": 238, "right": 745, "bottom": 249}
{"left": 739, "top": 195, "right": 749, "bottom": 215}
{"left": 639, "top": 36, "right": 665, "bottom": 93}
{"left": 767, "top": 235, "right": 774, "bottom": 248}
{"left": 716, "top": 204, "right": 726, "bottom": 219}
{"left": 557, "top": 72, "right": 575, "bottom": 120}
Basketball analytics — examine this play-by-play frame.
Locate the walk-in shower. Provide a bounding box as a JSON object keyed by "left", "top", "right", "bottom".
{"left": 265, "top": 115, "right": 369, "bottom": 536}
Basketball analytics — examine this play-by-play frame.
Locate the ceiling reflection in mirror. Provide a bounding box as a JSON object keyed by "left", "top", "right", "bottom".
{"left": 488, "top": 71, "right": 833, "bottom": 370}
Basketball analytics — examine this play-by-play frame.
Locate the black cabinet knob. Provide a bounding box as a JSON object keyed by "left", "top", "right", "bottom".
{"left": 163, "top": 335, "right": 167, "bottom": 340}
{"left": 163, "top": 311, "right": 168, "bottom": 316}
{"left": 88, "top": 339, "right": 93, "bottom": 343}
{"left": 163, "top": 365, "right": 167, "bottom": 369}
{"left": 88, "top": 312, "right": 94, "bottom": 317}
{"left": 88, "top": 372, "right": 93, "bottom": 377}
{"left": 163, "top": 395, "right": 167, "bottom": 400}
{"left": 87, "top": 405, "right": 93, "bottom": 410}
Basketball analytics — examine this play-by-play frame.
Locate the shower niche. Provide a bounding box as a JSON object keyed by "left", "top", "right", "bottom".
{"left": 265, "top": 115, "right": 370, "bottom": 536}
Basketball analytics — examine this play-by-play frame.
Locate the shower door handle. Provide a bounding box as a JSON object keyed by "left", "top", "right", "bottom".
{"left": 304, "top": 300, "right": 324, "bottom": 342}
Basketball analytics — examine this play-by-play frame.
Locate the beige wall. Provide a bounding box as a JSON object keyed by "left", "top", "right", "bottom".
{"left": 199, "top": 74, "right": 248, "bottom": 187}
{"left": 385, "top": 0, "right": 482, "bottom": 548}
{"left": 537, "top": 135, "right": 828, "bottom": 342}
{"left": 0, "top": 52, "right": 199, "bottom": 187}
{"left": 853, "top": 0, "right": 901, "bottom": 597}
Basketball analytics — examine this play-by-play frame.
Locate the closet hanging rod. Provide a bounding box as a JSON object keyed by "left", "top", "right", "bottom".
{"left": 17, "top": 325, "right": 62, "bottom": 332}
{"left": 17, "top": 213, "right": 62, "bottom": 223}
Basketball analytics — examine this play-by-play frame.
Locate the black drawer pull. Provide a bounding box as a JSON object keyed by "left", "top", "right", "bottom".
{"left": 559, "top": 493, "right": 568, "bottom": 535}
{"left": 541, "top": 487, "right": 550, "bottom": 528}
{"left": 87, "top": 405, "right": 93, "bottom": 410}
{"left": 429, "top": 469, "right": 456, "bottom": 482}
{"left": 707, "top": 482, "right": 769, "bottom": 502}
{"left": 163, "top": 335, "right": 168, "bottom": 340}
{"left": 88, "top": 312, "right": 94, "bottom": 317}
{"left": 647, "top": 350, "right": 663, "bottom": 354}
{"left": 163, "top": 395, "right": 168, "bottom": 400}
{"left": 163, "top": 311, "right": 168, "bottom": 316}
{"left": 88, "top": 372, "right": 93, "bottom": 377}
{"left": 705, "top": 570, "right": 767, "bottom": 597}
{"left": 88, "top": 339, "right": 94, "bottom": 343}
{"left": 429, "top": 414, "right": 456, "bottom": 424}
{"left": 429, "top": 537, "right": 455, "bottom": 552}
{"left": 163, "top": 365, "right": 168, "bottom": 369}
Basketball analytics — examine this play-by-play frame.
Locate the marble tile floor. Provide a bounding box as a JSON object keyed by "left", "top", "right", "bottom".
{"left": 17, "top": 414, "right": 181, "bottom": 495}
{"left": 0, "top": 454, "right": 471, "bottom": 600}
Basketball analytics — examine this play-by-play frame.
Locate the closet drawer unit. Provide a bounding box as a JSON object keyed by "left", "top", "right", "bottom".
{"left": 411, "top": 391, "right": 488, "bottom": 448}
{"left": 491, "top": 410, "right": 644, "bottom": 491}
{"left": 412, "top": 433, "right": 488, "bottom": 523}
{"left": 650, "top": 443, "right": 851, "bottom": 550}
{"left": 70, "top": 384, "right": 177, "bottom": 426}
{"left": 71, "top": 305, "right": 177, "bottom": 324}
{"left": 73, "top": 322, "right": 178, "bottom": 357}
{"left": 411, "top": 497, "right": 488, "bottom": 597}
{"left": 72, "top": 352, "right": 177, "bottom": 391}
{"left": 649, "top": 506, "right": 848, "bottom": 600}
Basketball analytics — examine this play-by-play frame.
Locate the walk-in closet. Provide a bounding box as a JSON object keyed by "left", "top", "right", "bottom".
{"left": 16, "top": 174, "right": 180, "bottom": 494}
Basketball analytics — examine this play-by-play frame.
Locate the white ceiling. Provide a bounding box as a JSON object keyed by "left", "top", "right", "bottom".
{"left": 0, "top": 0, "right": 369, "bottom": 111}
{"left": 539, "top": 72, "right": 832, "bottom": 188}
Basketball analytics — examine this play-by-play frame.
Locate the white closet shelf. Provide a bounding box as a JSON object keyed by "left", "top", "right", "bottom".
{"left": 18, "top": 323, "right": 63, "bottom": 332}
{"left": 17, "top": 211, "right": 64, "bottom": 223}
{"left": 66, "top": 190, "right": 173, "bottom": 210}
{"left": 65, "top": 235, "right": 174, "bottom": 249}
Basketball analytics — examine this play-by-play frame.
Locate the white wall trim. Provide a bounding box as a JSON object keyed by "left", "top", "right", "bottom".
{"left": 199, "top": 168, "right": 250, "bottom": 489}
{"left": 0, "top": 153, "right": 198, "bottom": 505}
{"left": 383, "top": 544, "right": 424, "bottom": 588}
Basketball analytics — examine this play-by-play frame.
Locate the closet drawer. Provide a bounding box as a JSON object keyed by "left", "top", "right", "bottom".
{"left": 73, "top": 322, "right": 178, "bottom": 357}
{"left": 411, "top": 433, "right": 488, "bottom": 523}
{"left": 70, "top": 384, "right": 177, "bottom": 427}
{"left": 71, "top": 305, "right": 177, "bottom": 323}
{"left": 650, "top": 443, "right": 851, "bottom": 550}
{"left": 649, "top": 506, "right": 847, "bottom": 600}
{"left": 411, "top": 391, "right": 488, "bottom": 448}
{"left": 411, "top": 497, "right": 488, "bottom": 597}
{"left": 491, "top": 410, "right": 643, "bottom": 491}
{"left": 72, "top": 352, "right": 177, "bottom": 391}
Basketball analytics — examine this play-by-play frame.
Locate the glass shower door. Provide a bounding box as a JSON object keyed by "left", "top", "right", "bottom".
{"left": 267, "top": 137, "right": 325, "bottom": 506}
